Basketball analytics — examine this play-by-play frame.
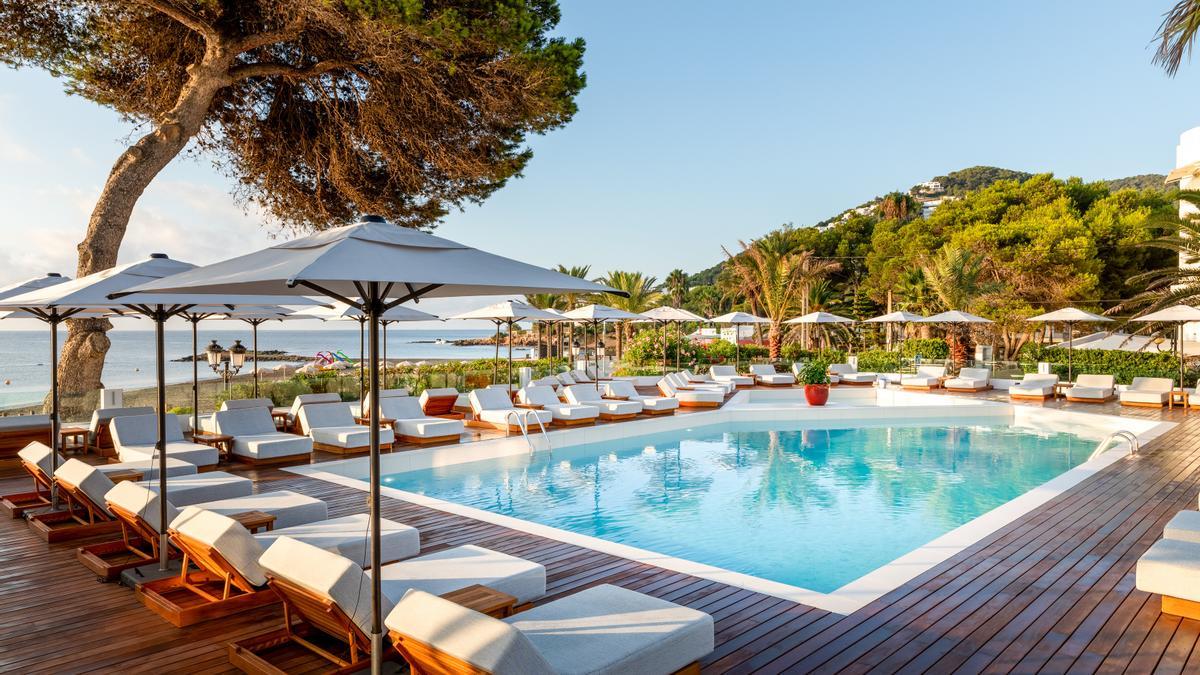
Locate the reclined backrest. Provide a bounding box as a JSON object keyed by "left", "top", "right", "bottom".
{"left": 1021, "top": 373, "right": 1059, "bottom": 386}
{"left": 18, "top": 441, "right": 61, "bottom": 477}
{"left": 470, "top": 388, "right": 514, "bottom": 412}
{"left": 710, "top": 365, "right": 737, "bottom": 377}
{"left": 571, "top": 369, "right": 594, "bottom": 382}
{"left": 0, "top": 413, "right": 51, "bottom": 432}
{"left": 828, "top": 363, "right": 856, "bottom": 376}
{"left": 418, "top": 388, "right": 459, "bottom": 416}
{"left": 298, "top": 403, "right": 355, "bottom": 433}
{"left": 54, "top": 458, "right": 115, "bottom": 516}
{"left": 519, "top": 386, "right": 560, "bottom": 408}
{"left": 605, "top": 380, "right": 638, "bottom": 399}
{"left": 214, "top": 407, "right": 277, "bottom": 437}
{"left": 379, "top": 396, "right": 426, "bottom": 420}
{"left": 170, "top": 506, "right": 268, "bottom": 587}
{"left": 287, "top": 392, "right": 343, "bottom": 420}
{"left": 749, "top": 364, "right": 774, "bottom": 375}
{"left": 218, "top": 398, "right": 274, "bottom": 412}
{"left": 385, "top": 589, "right": 553, "bottom": 674}
{"left": 1130, "top": 377, "right": 1174, "bottom": 392}
{"left": 566, "top": 385, "right": 602, "bottom": 404}
{"left": 1076, "top": 373, "right": 1115, "bottom": 389}
{"left": 89, "top": 406, "right": 154, "bottom": 438}
{"left": 958, "top": 368, "right": 991, "bottom": 380}
{"left": 110, "top": 413, "right": 185, "bottom": 447}
{"left": 917, "top": 365, "right": 946, "bottom": 378}
{"left": 105, "top": 480, "right": 179, "bottom": 534}
{"left": 556, "top": 372, "right": 577, "bottom": 386}
{"left": 658, "top": 377, "right": 679, "bottom": 395}
{"left": 362, "top": 388, "right": 410, "bottom": 414}
{"left": 259, "top": 535, "right": 380, "bottom": 639}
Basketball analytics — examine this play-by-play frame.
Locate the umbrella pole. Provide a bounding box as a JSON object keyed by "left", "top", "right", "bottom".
{"left": 382, "top": 322, "right": 388, "bottom": 389}
{"left": 364, "top": 286, "right": 384, "bottom": 675}
{"left": 1066, "top": 321, "right": 1073, "bottom": 382}
{"left": 154, "top": 306, "right": 169, "bottom": 570}
{"left": 1180, "top": 323, "right": 1186, "bottom": 388}
{"left": 191, "top": 317, "right": 199, "bottom": 435}
{"left": 736, "top": 323, "right": 741, "bottom": 372}
{"left": 507, "top": 319, "right": 514, "bottom": 390}
{"left": 49, "top": 316, "right": 60, "bottom": 507}
{"left": 676, "top": 321, "right": 682, "bottom": 370}
{"left": 493, "top": 321, "right": 500, "bottom": 383}
{"left": 252, "top": 320, "right": 260, "bottom": 398}
{"left": 359, "top": 319, "right": 365, "bottom": 406}
{"left": 661, "top": 321, "right": 667, "bottom": 376}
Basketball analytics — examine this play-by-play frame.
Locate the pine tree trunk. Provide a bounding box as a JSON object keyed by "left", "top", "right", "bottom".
{"left": 59, "top": 49, "right": 232, "bottom": 397}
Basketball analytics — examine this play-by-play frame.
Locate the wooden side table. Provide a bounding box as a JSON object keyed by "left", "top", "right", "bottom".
{"left": 1170, "top": 388, "right": 1190, "bottom": 410}
{"left": 270, "top": 410, "right": 290, "bottom": 431}
{"left": 440, "top": 584, "right": 517, "bottom": 618}
{"left": 191, "top": 432, "right": 235, "bottom": 459}
{"left": 230, "top": 510, "right": 276, "bottom": 533}
{"left": 1053, "top": 382, "right": 1072, "bottom": 399}
{"left": 104, "top": 469, "right": 144, "bottom": 484}
{"left": 59, "top": 426, "right": 89, "bottom": 453}
{"left": 355, "top": 416, "right": 396, "bottom": 429}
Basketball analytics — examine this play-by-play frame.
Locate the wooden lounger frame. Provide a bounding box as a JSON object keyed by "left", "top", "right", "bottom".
{"left": 76, "top": 501, "right": 175, "bottom": 581}
{"left": 136, "top": 529, "right": 277, "bottom": 627}
{"left": 90, "top": 422, "right": 119, "bottom": 457}
{"left": 1161, "top": 596, "right": 1200, "bottom": 621}
{"left": 1, "top": 457, "right": 54, "bottom": 518}
{"left": 639, "top": 407, "right": 676, "bottom": 416}
{"left": 422, "top": 394, "right": 462, "bottom": 419}
{"left": 1065, "top": 393, "right": 1114, "bottom": 403}
{"left": 755, "top": 380, "right": 796, "bottom": 388}
{"left": 399, "top": 432, "right": 464, "bottom": 444}
{"left": 1010, "top": 392, "right": 1053, "bottom": 401}
{"left": 26, "top": 477, "right": 121, "bottom": 543}
{"left": 387, "top": 628, "right": 701, "bottom": 675}
{"left": 1120, "top": 400, "right": 1168, "bottom": 408}
{"left": 228, "top": 576, "right": 398, "bottom": 675}
{"left": 943, "top": 384, "right": 992, "bottom": 393}
{"left": 312, "top": 441, "right": 393, "bottom": 455}
{"left": 0, "top": 424, "right": 51, "bottom": 460}
{"left": 901, "top": 382, "right": 942, "bottom": 391}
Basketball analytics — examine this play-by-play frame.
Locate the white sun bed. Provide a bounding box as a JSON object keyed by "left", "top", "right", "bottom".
{"left": 378, "top": 395, "right": 465, "bottom": 443}
{"left": 517, "top": 385, "right": 599, "bottom": 425}
{"left": 1120, "top": 377, "right": 1175, "bottom": 408}
{"left": 605, "top": 380, "right": 679, "bottom": 415}
{"left": 710, "top": 365, "right": 754, "bottom": 388}
{"left": 750, "top": 364, "right": 796, "bottom": 386}
{"left": 282, "top": 392, "right": 343, "bottom": 430}
{"left": 105, "top": 479, "right": 328, "bottom": 533}
{"left": 386, "top": 585, "right": 714, "bottom": 675}
{"left": 1009, "top": 373, "right": 1059, "bottom": 400}
{"left": 88, "top": 406, "right": 154, "bottom": 452}
{"left": 200, "top": 398, "right": 275, "bottom": 432}
{"left": 570, "top": 369, "right": 597, "bottom": 384}
{"left": 469, "top": 388, "right": 553, "bottom": 432}
{"left": 658, "top": 376, "right": 724, "bottom": 407}
{"left": 901, "top": 365, "right": 946, "bottom": 390}
{"left": 1162, "top": 510, "right": 1200, "bottom": 544}
{"left": 828, "top": 363, "right": 875, "bottom": 385}
{"left": 110, "top": 413, "right": 219, "bottom": 468}
{"left": 361, "top": 388, "right": 410, "bottom": 414}
{"left": 214, "top": 407, "right": 312, "bottom": 463}
{"left": 668, "top": 372, "right": 730, "bottom": 395}
{"left": 942, "top": 367, "right": 991, "bottom": 393}
{"left": 1136, "top": 537, "right": 1200, "bottom": 619}
{"left": 55, "top": 458, "right": 252, "bottom": 519}
{"left": 564, "top": 384, "right": 642, "bottom": 420}
{"left": 1064, "top": 374, "right": 1115, "bottom": 403}
{"left": 18, "top": 441, "right": 198, "bottom": 482}
{"left": 299, "top": 402, "right": 393, "bottom": 454}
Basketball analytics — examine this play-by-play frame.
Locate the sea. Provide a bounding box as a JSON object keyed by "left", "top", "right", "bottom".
{"left": 0, "top": 328, "right": 529, "bottom": 409}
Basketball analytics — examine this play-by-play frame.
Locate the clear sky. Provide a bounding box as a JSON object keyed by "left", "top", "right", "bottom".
{"left": 1, "top": 0, "right": 1199, "bottom": 330}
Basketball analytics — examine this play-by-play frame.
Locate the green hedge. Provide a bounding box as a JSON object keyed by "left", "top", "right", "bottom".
{"left": 780, "top": 344, "right": 847, "bottom": 364}
{"left": 1018, "top": 344, "right": 1190, "bottom": 385}
{"left": 855, "top": 349, "right": 903, "bottom": 373}
{"left": 899, "top": 338, "right": 949, "bottom": 360}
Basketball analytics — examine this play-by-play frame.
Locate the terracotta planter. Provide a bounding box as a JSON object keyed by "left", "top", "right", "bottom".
{"left": 804, "top": 384, "right": 829, "bottom": 406}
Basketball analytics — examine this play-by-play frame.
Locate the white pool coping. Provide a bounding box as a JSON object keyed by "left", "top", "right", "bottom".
{"left": 289, "top": 389, "right": 1175, "bottom": 615}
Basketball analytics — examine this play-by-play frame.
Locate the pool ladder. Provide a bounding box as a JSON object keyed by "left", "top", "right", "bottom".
{"left": 1088, "top": 430, "right": 1140, "bottom": 462}
{"left": 505, "top": 409, "right": 551, "bottom": 454}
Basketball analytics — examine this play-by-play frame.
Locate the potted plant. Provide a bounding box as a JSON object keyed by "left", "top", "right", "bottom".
{"left": 798, "top": 361, "right": 831, "bottom": 406}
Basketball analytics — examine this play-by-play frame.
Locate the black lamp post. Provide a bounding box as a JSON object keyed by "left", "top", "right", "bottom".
{"left": 205, "top": 339, "right": 247, "bottom": 393}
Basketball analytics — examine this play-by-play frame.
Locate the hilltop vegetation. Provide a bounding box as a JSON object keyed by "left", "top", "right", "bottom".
{"left": 925, "top": 166, "right": 1034, "bottom": 195}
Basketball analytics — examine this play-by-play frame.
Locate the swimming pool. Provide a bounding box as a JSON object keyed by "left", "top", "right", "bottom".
{"left": 376, "top": 418, "right": 1099, "bottom": 596}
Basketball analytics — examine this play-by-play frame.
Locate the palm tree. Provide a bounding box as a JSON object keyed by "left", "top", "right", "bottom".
{"left": 526, "top": 293, "right": 563, "bottom": 361}
{"left": 664, "top": 269, "right": 689, "bottom": 307}
{"left": 1116, "top": 191, "right": 1200, "bottom": 313}
{"left": 598, "top": 270, "right": 661, "bottom": 356}
{"left": 921, "top": 246, "right": 995, "bottom": 363}
{"left": 1154, "top": 1, "right": 1200, "bottom": 75}
{"left": 556, "top": 264, "right": 592, "bottom": 360}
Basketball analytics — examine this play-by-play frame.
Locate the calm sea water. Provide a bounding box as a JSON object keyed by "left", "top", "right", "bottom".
{"left": 379, "top": 418, "right": 1095, "bottom": 593}
{"left": 0, "top": 328, "right": 529, "bottom": 408}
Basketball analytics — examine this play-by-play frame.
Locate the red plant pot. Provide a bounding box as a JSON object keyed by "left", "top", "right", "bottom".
{"left": 804, "top": 384, "right": 829, "bottom": 406}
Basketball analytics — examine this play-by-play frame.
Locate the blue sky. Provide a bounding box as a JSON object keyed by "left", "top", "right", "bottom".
{"left": 1, "top": 0, "right": 1199, "bottom": 329}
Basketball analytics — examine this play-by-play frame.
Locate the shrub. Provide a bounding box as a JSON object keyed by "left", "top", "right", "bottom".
{"left": 621, "top": 327, "right": 699, "bottom": 367}
{"left": 1018, "top": 345, "right": 1190, "bottom": 385}
{"left": 855, "top": 349, "right": 903, "bottom": 373}
{"left": 796, "top": 361, "right": 830, "bottom": 385}
{"left": 900, "top": 338, "right": 949, "bottom": 360}
{"left": 780, "top": 344, "right": 847, "bottom": 364}
{"left": 613, "top": 365, "right": 665, "bottom": 376}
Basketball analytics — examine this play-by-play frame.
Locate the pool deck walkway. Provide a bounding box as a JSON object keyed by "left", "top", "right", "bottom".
{"left": 2, "top": 390, "right": 1199, "bottom": 673}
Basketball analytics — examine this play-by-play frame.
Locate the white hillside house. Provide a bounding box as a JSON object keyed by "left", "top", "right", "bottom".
{"left": 1167, "top": 127, "right": 1200, "bottom": 342}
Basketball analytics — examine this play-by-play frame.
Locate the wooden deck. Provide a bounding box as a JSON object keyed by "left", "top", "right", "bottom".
{"left": 2, "top": 392, "right": 1200, "bottom": 673}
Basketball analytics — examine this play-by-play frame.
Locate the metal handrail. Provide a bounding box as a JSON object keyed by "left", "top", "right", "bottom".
{"left": 504, "top": 409, "right": 551, "bottom": 454}
{"left": 1088, "top": 430, "right": 1140, "bottom": 462}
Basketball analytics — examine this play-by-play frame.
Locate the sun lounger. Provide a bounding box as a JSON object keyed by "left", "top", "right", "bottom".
{"left": 136, "top": 507, "right": 421, "bottom": 627}
{"left": 668, "top": 372, "right": 731, "bottom": 395}
{"left": 1065, "top": 374, "right": 1115, "bottom": 403}
{"left": 658, "top": 376, "right": 724, "bottom": 407}
{"left": 1120, "top": 377, "right": 1175, "bottom": 408}
{"left": 469, "top": 388, "right": 553, "bottom": 432}
{"left": 231, "top": 536, "right": 545, "bottom": 673}
{"left": 605, "top": 380, "right": 679, "bottom": 415}
{"left": 0, "top": 413, "right": 52, "bottom": 460}
{"left": 1009, "top": 373, "right": 1059, "bottom": 401}
{"left": 901, "top": 365, "right": 946, "bottom": 390}
{"left": 378, "top": 396, "right": 465, "bottom": 443}
{"left": 564, "top": 384, "right": 642, "bottom": 420}
{"left": 942, "top": 367, "right": 992, "bottom": 393}
{"left": 750, "top": 364, "right": 796, "bottom": 386}
{"left": 556, "top": 371, "right": 577, "bottom": 387}
{"left": 199, "top": 398, "right": 274, "bottom": 432}
{"left": 828, "top": 363, "right": 876, "bottom": 385}
{"left": 78, "top": 478, "right": 327, "bottom": 580}
{"left": 213, "top": 407, "right": 312, "bottom": 463}
{"left": 387, "top": 584, "right": 714, "bottom": 675}
{"left": 1162, "top": 510, "right": 1200, "bottom": 544}
{"left": 517, "top": 385, "right": 599, "bottom": 426}
{"left": 299, "top": 402, "right": 393, "bottom": 454}
{"left": 110, "top": 413, "right": 220, "bottom": 468}
{"left": 1136, "top": 537, "right": 1200, "bottom": 620}
{"left": 710, "top": 365, "right": 754, "bottom": 388}
{"left": 283, "top": 392, "right": 343, "bottom": 432}
{"left": 87, "top": 406, "right": 154, "bottom": 456}
{"left": 361, "top": 388, "right": 410, "bottom": 415}
{"left": 419, "top": 387, "right": 465, "bottom": 419}
{"left": 570, "top": 369, "right": 597, "bottom": 384}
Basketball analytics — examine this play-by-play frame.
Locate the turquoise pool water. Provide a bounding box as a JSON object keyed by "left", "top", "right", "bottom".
{"left": 378, "top": 418, "right": 1098, "bottom": 593}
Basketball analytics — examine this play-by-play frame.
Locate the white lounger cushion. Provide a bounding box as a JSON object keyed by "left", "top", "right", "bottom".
{"left": 658, "top": 378, "right": 725, "bottom": 404}
{"left": 604, "top": 381, "right": 679, "bottom": 412}
{"left": 106, "top": 480, "right": 325, "bottom": 533}
{"left": 179, "top": 510, "right": 419, "bottom": 589}
{"left": 1066, "top": 374, "right": 1115, "bottom": 400}
{"left": 829, "top": 363, "right": 876, "bottom": 383}
{"left": 1136, "top": 537, "right": 1200, "bottom": 603}
{"left": 379, "top": 396, "right": 465, "bottom": 438}
{"left": 361, "top": 388, "right": 409, "bottom": 414}
{"left": 111, "top": 413, "right": 219, "bottom": 466}
{"left": 136, "top": 471, "right": 252, "bottom": 506}
{"left": 750, "top": 365, "right": 796, "bottom": 385}
{"left": 471, "top": 389, "right": 555, "bottom": 426}
{"left": 215, "top": 407, "right": 313, "bottom": 460}
{"left": 98, "top": 457, "right": 198, "bottom": 480}
{"left": 669, "top": 372, "right": 731, "bottom": 394}
{"left": 117, "top": 442, "right": 219, "bottom": 467}
{"left": 220, "top": 398, "right": 275, "bottom": 411}
{"left": 386, "top": 585, "right": 715, "bottom": 675}
{"left": 1120, "top": 377, "right": 1174, "bottom": 405}
{"left": 1010, "top": 374, "right": 1059, "bottom": 397}
{"left": 301, "top": 403, "right": 393, "bottom": 447}
{"left": 372, "top": 544, "right": 547, "bottom": 606}
{"left": 901, "top": 365, "right": 946, "bottom": 387}
{"left": 710, "top": 365, "right": 753, "bottom": 386}
{"left": 564, "top": 385, "right": 642, "bottom": 415}
{"left": 259, "top": 536, "right": 382, "bottom": 637}
{"left": 1163, "top": 510, "right": 1200, "bottom": 544}
{"left": 88, "top": 406, "right": 154, "bottom": 442}
{"left": 519, "top": 386, "right": 600, "bottom": 421}
{"left": 944, "top": 367, "right": 991, "bottom": 389}
{"left": 0, "top": 414, "right": 50, "bottom": 431}
{"left": 55, "top": 458, "right": 120, "bottom": 515}
{"left": 286, "top": 392, "right": 342, "bottom": 423}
